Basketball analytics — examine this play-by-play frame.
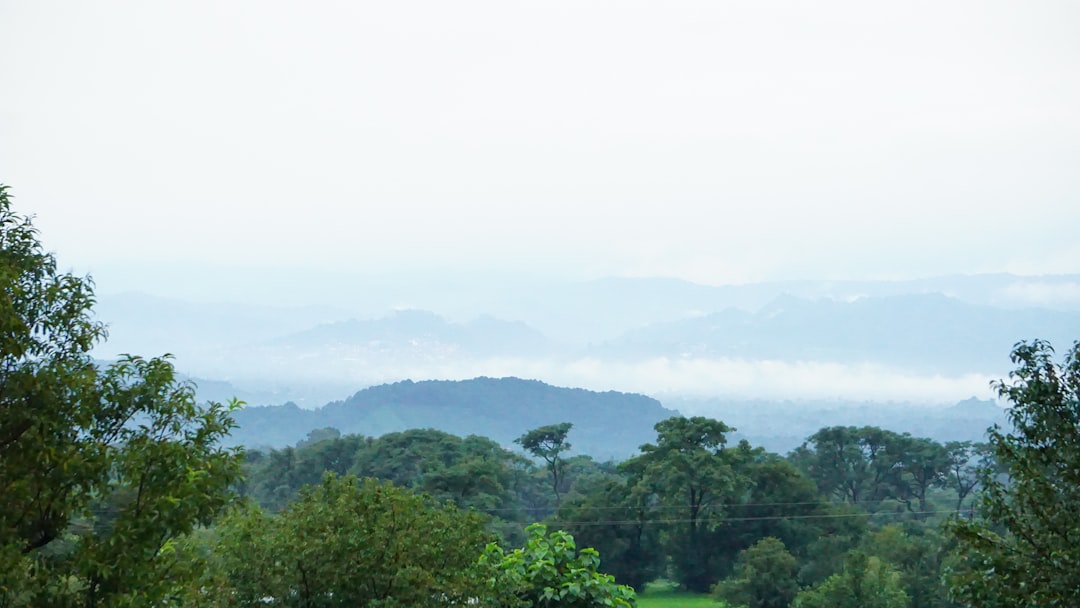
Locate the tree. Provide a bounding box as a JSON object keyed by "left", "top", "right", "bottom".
{"left": 210, "top": 473, "right": 493, "bottom": 607}
{"left": 944, "top": 441, "right": 989, "bottom": 515}
{"left": 893, "top": 435, "right": 949, "bottom": 515}
{"left": 480, "top": 523, "right": 636, "bottom": 608}
{"left": 713, "top": 537, "right": 800, "bottom": 608}
{"left": 516, "top": 422, "right": 573, "bottom": 505}
{"left": 351, "top": 429, "right": 520, "bottom": 515}
{"left": 554, "top": 472, "right": 664, "bottom": 590}
{"left": 623, "top": 416, "right": 744, "bottom": 592}
{"left": 947, "top": 339, "right": 1080, "bottom": 607}
{"left": 716, "top": 455, "right": 859, "bottom": 582}
{"left": 860, "top": 524, "right": 954, "bottom": 608}
{"left": 796, "top": 426, "right": 904, "bottom": 506}
{"left": 0, "top": 184, "right": 244, "bottom": 606}
{"left": 795, "top": 552, "right": 909, "bottom": 608}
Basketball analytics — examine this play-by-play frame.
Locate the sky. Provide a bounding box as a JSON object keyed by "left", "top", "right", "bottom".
{"left": 2, "top": 0, "right": 1079, "bottom": 286}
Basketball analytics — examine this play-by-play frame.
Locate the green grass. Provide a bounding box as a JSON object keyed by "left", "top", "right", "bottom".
{"left": 636, "top": 580, "right": 725, "bottom": 608}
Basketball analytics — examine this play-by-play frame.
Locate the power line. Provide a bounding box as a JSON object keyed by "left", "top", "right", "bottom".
{"left": 484, "top": 497, "right": 957, "bottom": 513}
{"left": 530, "top": 509, "right": 959, "bottom": 527}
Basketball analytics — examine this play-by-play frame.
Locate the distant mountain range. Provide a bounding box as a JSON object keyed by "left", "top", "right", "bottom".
{"left": 266, "top": 310, "right": 552, "bottom": 356}
{"left": 224, "top": 377, "right": 1008, "bottom": 458}
{"left": 91, "top": 272, "right": 1080, "bottom": 404}
{"left": 593, "top": 293, "right": 1080, "bottom": 374}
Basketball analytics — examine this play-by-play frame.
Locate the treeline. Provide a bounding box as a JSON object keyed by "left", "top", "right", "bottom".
{"left": 240, "top": 417, "right": 991, "bottom": 606}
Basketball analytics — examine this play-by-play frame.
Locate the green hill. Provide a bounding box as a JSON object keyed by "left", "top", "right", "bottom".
{"left": 227, "top": 376, "right": 678, "bottom": 460}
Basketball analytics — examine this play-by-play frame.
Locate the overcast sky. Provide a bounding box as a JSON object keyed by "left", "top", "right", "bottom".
{"left": 2, "top": 0, "right": 1078, "bottom": 285}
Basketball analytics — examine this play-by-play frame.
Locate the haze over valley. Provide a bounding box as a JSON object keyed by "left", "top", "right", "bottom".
{"left": 86, "top": 268, "right": 1075, "bottom": 449}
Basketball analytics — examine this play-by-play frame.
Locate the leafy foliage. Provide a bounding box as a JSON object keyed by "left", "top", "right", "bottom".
{"left": 860, "top": 524, "right": 956, "bottom": 608}
{"left": 243, "top": 427, "right": 536, "bottom": 542}
{"left": 209, "top": 474, "right": 493, "bottom": 607}
{"left": 947, "top": 339, "right": 1080, "bottom": 607}
{"left": 943, "top": 441, "right": 989, "bottom": 515}
{"left": 516, "top": 422, "right": 574, "bottom": 505}
{"left": 795, "top": 552, "right": 909, "bottom": 608}
{"left": 622, "top": 416, "right": 745, "bottom": 592}
{"left": 794, "top": 426, "right": 902, "bottom": 506}
{"left": 480, "top": 523, "right": 636, "bottom": 608}
{"left": 713, "top": 537, "right": 799, "bottom": 608}
{"left": 555, "top": 472, "right": 664, "bottom": 590}
{"left": 0, "top": 185, "right": 243, "bottom": 607}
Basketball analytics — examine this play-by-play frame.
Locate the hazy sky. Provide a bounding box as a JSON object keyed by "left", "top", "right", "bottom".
{"left": 2, "top": 0, "right": 1079, "bottom": 285}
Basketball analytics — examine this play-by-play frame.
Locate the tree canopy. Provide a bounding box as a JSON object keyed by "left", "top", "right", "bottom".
{"left": 516, "top": 422, "right": 574, "bottom": 505}
{"left": 208, "top": 473, "right": 493, "bottom": 607}
{"left": 0, "top": 184, "right": 243, "bottom": 606}
{"left": 480, "top": 523, "right": 637, "bottom": 608}
{"left": 948, "top": 339, "right": 1080, "bottom": 607}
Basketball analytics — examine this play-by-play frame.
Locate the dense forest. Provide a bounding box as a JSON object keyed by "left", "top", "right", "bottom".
{"left": 236, "top": 417, "right": 990, "bottom": 604}
{"left": 2, "top": 181, "right": 1079, "bottom": 608}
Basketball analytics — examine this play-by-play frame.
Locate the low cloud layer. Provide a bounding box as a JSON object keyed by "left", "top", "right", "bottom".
{"left": 189, "top": 352, "right": 998, "bottom": 407}
{"left": 1001, "top": 280, "right": 1080, "bottom": 309}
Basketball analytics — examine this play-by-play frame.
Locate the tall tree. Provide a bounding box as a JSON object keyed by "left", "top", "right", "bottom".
{"left": 718, "top": 455, "right": 848, "bottom": 576}
{"left": 624, "top": 416, "right": 744, "bottom": 592}
{"left": 516, "top": 422, "right": 574, "bottom": 505}
{"left": 944, "top": 440, "right": 989, "bottom": 515}
{"left": 947, "top": 339, "right": 1080, "bottom": 607}
{"left": 893, "top": 435, "right": 950, "bottom": 515}
{"left": 0, "top": 185, "right": 243, "bottom": 607}
{"left": 797, "top": 426, "right": 904, "bottom": 506}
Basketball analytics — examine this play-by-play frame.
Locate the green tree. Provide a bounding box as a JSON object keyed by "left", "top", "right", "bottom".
{"left": 351, "top": 428, "right": 521, "bottom": 516}
{"left": 713, "top": 537, "right": 799, "bottom": 608}
{"left": 516, "top": 422, "right": 574, "bottom": 505}
{"left": 796, "top": 426, "right": 903, "bottom": 506}
{"left": 554, "top": 472, "right": 664, "bottom": 590}
{"left": 0, "top": 185, "right": 243, "bottom": 607}
{"left": 623, "top": 416, "right": 745, "bottom": 592}
{"left": 947, "top": 339, "right": 1080, "bottom": 607}
{"left": 943, "top": 441, "right": 989, "bottom": 515}
{"left": 795, "top": 552, "right": 909, "bottom": 608}
{"left": 210, "top": 473, "right": 492, "bottom": 607}
{"left": 859, "top": 524, "right": 956, "bottom": 608}
{"left": 717, "top": 456, "right": 844, "bottom": 572}
{"left": 480, "top": 523, "right": 636, "bottom": 608}
{"left": 892, "top": 435, "right": 949, "bottom": 515}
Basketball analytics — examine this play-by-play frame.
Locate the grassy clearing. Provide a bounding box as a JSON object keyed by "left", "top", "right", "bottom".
{"left": 636, "top": 580, "right": 724, "bottom": 608}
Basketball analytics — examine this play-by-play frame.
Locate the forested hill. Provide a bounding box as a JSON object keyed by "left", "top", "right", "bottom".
{"left": 227, "top": 377, "right": 677, "bottom": 459}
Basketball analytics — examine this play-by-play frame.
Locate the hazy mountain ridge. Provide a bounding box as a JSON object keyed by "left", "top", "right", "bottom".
{"left": 92, "top": 291, "right": 351, "bottom": 360}
{"left": 92, "top": 272, "right": 1080, "bottom": 404}
{"left": 269, "top": 310, "right": 553, "bottom": 356}
{"left": 595, "top": 293, "right": 1080, "bottom": 374}
{"left": 227, "top": 377, "right": 677, "bottom": 460}
{"left": 224, "top": 377, "right": 1008, "bottom": 458}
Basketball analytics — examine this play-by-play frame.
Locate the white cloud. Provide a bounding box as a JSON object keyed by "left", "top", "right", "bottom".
{"left": 185, "top": 349, "right": 996, "bottom": 405}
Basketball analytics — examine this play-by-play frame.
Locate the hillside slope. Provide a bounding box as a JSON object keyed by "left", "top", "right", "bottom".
{"left": 228, "top": 376, "right": 678, "bottom": 460}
